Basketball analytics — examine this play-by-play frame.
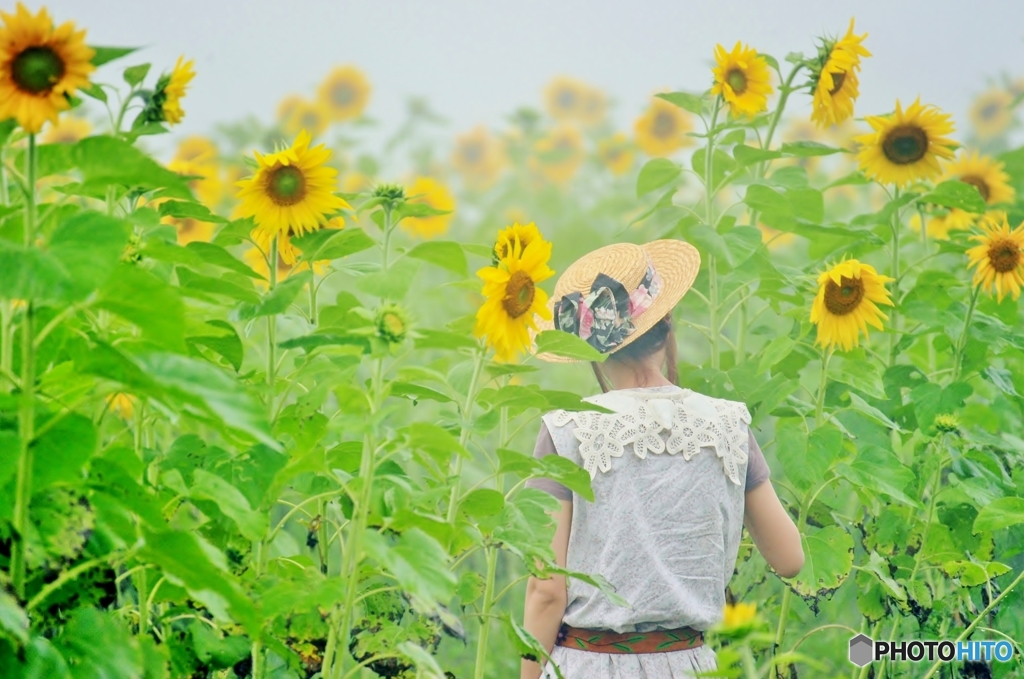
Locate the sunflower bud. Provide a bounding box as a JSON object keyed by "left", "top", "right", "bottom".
{"left": 372, "top": 183, "right": 405, "bottom": 202}
{"left": 374, "top": 303, "right": 411, "bottom": 345}
{"left": 934, "top": 414, "right": 960, "bottom": 434}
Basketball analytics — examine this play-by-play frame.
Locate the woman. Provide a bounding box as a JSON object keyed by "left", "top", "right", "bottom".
{"left": 521, "top": 240, "right": 804, "bottom": 679}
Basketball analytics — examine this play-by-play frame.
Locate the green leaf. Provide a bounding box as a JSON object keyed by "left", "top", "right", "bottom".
{"left": 135, "top": 352, "right": 275, "bottom": 448}
{"left": 79, "top": 82, "right": 107, "bottom": 103}
{"left": 534, "top": 330, "right": 606, "bottom": 362}
{"left": 744, "top": 184, "right": 790, "bottom": 218}
{"left": 787, "top": 188, "right": 824, "bottom": 223}
{"left": 396, "top": 643, "right": 447, "bottom": 679}
{"left": 636, "top": 158, "right": 681, "bottom": 198}
{"left": 781, "top": 141, "right": 844, "bottom": 157}
{"left": 395, "top": 201, "right": 451, "bottom": 221}
{"left": 184, "top": 242, "right": 258, "bottom": 277}
{"left": 973, "top": 497, "right": 1024, "bottom": 533}
{"left": 355, "top": 258, "right": 418, "bottom": 300}
{"left": 235, "top": 271, "right": 311, "bottom": 320}
{"left": 0, "top": 244, "right": 69, "bottom": 302}
{"left": 836, "top": 446, "right": 920, "bottom": 507}
{"left": 55, "top": 608, "right": 143, "bottom": 679}
{"left": 919, "top": 180, "right": 987, "bottom": 213}
{"left": 158, "top": 200, "right": 228, "bottom": 224}
{"left": 292, "top": 227, "right": 376, "bottom": 262}
{"left": 733, "top": 144, "right": 782, "bottom": 167}
{"left": 0, "top": 590, "right": 29, "bottom": 645}
{"left": 942, "top": 559, "right": 1011, "bottom": 586}
{"left": 405, "top": 240, "right": 468, "bottom": 276}
{"left": 90, "top": 46, "right": 138, "bottom": 67}
{"left": 363, "top": 529, "right": 457, "bottom": 610}
{"left": 73, "top": 136, "right": 192, "bottom": 199}
{"left": 139, "top": 528, "right": 259, "bottom": 633}
{"left": 459, "top": 489, "right": 505, "bottom": 519}
{"left": 96, "top": 265, "right": 186, "bottom": 351}
{"left": 655, "top": 91, "right": 704, "bottom": 115}
{"left": 122, "top": 63, "right": 151, "bottom": 87}
{"left": 845, "top": 393, "right": 903, "bottom": 431}
{"left": 983, "top": 366, "right": 1019, "bottom": 397}
{"left": 191, "top": 469, "right": 267, "bottom": 541}
{"left": 33, "top": 413, "right": 96, "bottom": 491}
{"left": 188, "top": 321, "right": 244, "bottom": 372}
{"left": 505, "top": 617, "right": 565, "bottom": 679}
{"left": 48, "top": 211, "right": 131, "bottom": 302}
{"left": 757, "top": 336, "right": 795, "bottom": 373}
{"left": 787, "top": 526, "right": 854, "bottom": 606}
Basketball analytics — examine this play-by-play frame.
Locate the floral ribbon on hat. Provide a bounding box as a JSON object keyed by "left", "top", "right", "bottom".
{"left": 554, "top": 262, "right": 663, "bottom": 354}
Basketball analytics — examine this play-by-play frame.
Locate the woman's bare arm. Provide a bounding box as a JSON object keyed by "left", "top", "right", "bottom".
{"left": 744, "top": 480, "right": 804, "bottom": 578}
{"left": 521, "top": 499, "right": 572, "bottom": 679}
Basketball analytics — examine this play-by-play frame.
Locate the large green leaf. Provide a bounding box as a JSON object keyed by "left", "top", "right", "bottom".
{"left": 90, "top": 46, "right": 138, "bottom": 67}
{"left": 140, "top": 528, "right": 259, "bottom": 633}
{"left": 190, "top": 469, "right": 267, "bottom": 541}
{"left": 534, "top": 330, "right": 606, "bottom": 362}
{"left": 973, "top": 497, "right": 1024, "bottom": 533}
{"left": 835, "top": 445, "right": 920, "bottom": 508}
{"left": 33, "top": 412, "right": 96, "bottom": 492}
{"left": 73, "top": 136, "right": 192, "bottom": 198}
{"left": 636, "top": 158, "right": 681, "bottom": 198}
{"left": 49, "top": 211, "right": 132, "bottom": 301}
{"left": 0, "top": 590, "right": 28, "bottom": 645}
{"left": 787, "top": 525, "right": 854, "bottom": 613}
{"left": 54, "top": 608, "right": 144, "bottom": 679}
{"left": 405, "top": 240, "right": 468, "bottom": 276}
{"left": 134, "top": 352, "right": 276, "bottom": 448}
{"left": 363, "top": 528, "right": 457, "bottom": 610}
{"left": 96, "top": 265, "right": 186, "bottom": 351}
{"left": 919, "top": 180, "right": 987, "bottom": 213}
{"left": 235, "top": 271, "right": 311, "bottom": 320}
{"left": 654, "top": 91, "right": 704, "bottom": 115}
{"left": 292, "top": 226, "right": 376, "bottom": 262}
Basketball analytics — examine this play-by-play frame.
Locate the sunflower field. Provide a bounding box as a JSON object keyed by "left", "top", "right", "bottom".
{"left": 1, "top": 4, "right": 1024, "bottom": 679}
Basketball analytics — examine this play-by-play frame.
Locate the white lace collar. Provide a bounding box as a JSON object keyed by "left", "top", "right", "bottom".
{"left": 543, "top": 387, "right": 752, "bottom": 485}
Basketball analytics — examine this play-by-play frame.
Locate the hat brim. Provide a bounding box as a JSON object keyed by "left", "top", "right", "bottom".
{"left": 532, "top": 239, "right": 701, "bottom": 363}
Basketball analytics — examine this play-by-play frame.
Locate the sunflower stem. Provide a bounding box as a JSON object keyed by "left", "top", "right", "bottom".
{"left": 11, "top": 134, "right": 37, "bottom": 602}
{"left": 762, "top": 63, "right": 804, "bottom": 156}
{"left": 815, "top": 349, "right": 831, "bottom": 427}
{"left": 447, "top": 346, "right": 486, "bottom": 524}
{"left": 951, "top": 285, "right": 980, "bottom": 383}
{"left": 705, "top": 99, "right": 721, "bottom": 370}
{"left": 308, "top": 274, "right": 318, "bottom": 326}
{"left": 887, "top": 189, "right": 902, "bottom": 367}
{"left": 473, "top": 545, "right": 499, "bottom": 679}
{"left": 267, "top": 234, "right": 278, "bottom": 416}
{"left": 381, "top": 204, "right": 393, "bottom": 272}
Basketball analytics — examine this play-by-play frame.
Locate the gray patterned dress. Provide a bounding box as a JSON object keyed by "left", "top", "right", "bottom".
{"left": 526, "top": 385, "right": 770, "bottom": 679}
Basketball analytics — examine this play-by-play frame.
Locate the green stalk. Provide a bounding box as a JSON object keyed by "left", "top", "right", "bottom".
{"left": 136, "top": 567, "right": 149, "bottom": 635}
{"left": 308, "top": 276, "right": 318, "bottom": 326}
{"left": 887, "top": 189, "right": 902, "bottom": 366}
{"left": 473, "top": 546, "right": 499, "bottom": 679}
{"left": 951, "top": 285, "right": 979, "bottom": 383}
{"left": 761, "top": 64, "right": 804, "bottom": 157}
{"left": 1, "top": 301, "right": 12, "bottom": 392}
{"left": 447, "top": 348, "right": 486, "bottom": 523}
{"left": 252, "top": 234, "right": 280, "bottom": 679}
{"left": 773, "top": 587, "right": 793, "bottom": 658}
{"left": 11, "top": 134, "right": 37, "bottom": 601}
{"left": 705, "top": 100, "right": 721, "bottom": 370}
{"left": 815, "top": 349, "right": 831, "bottom": 427}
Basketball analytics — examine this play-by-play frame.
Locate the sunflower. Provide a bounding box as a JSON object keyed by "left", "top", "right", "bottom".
{"left": 174, "top": 135, "right": 218, "bottom": 164}
{"left": 161, "top": 56, "right": 194, "bottom": 125}
{"left": 317, "top": 65, "right": 371, "bottom": 122}
{"left": 400, "top": 177, "right": 455, "bottom": 239}
{"left": 721, "top": 602, "right": 758, "bottom": 630}
{"left": 166, "top": 216, "right": 216, "bottom": 246}
{"left": 0, "top": 3, "right": 94, "bottom": 133}
{"left": 530, "top": 126, "right": 585, "bottom": 185}
{"left": 106, "top": 393, "right": 135, "bottom": 421}
{"left": 810, "top": 19, "right": 870, "bottom": 128}
{"left": 543, "top": 76, "right": 588, "bottom": 122}
{"left": 40, "top": 115, "right": 90, "bottom": 144}
{"left": 168, "top": 157, "right": 225, "bottom": 209}
{"left": 235, "top": 130, "right": 350, "bottom": 239}
{"left": 969, "top": 88, "right": 1014, "bottom": 141}
{"left": 451, "top": 126, "right": 504, "bottom": 190}
{"left": 277, "top": 95, "right": 303, "bottom": 126}
{"left": 493, "top": 221, "right": 550, "bottom": 263}
{"left": 810, "top": 259, "right": 894, "bottom": 351}
{"left": 281, "top": 98, "right": 330, "bottom": 138}
{"left": 710, "top": 42, "right": 773, "bottom": 118}
{"left": 597, "top": 133, "right": 634, "bottom": 175}
{"left": 633, "top": 96, "right": 694, "bottom": 157}
{"left": 474, "top": 229, "right": 555, "bottom": 362}
{"left": 914, "top": 150, "right": 1017, "bottom": 237}
{"left": 966, "top": 212, "right": 1024, "bottom": 302}
{"left": 855, "top": 99, "right": 956, "bottom": 188}
{"left": 245, "top": 222, "right": 337, "bottom": 287}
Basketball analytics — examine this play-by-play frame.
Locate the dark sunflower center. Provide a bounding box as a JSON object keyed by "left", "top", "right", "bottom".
{"left": 502, "top": 270, "right": 535, "bottom": 319}
{"left": 882, "top": 125, "right": 928, "bottom": 165}
{"left": 726, "top": 69, "right": 747, "bottom": 95}
{"left": 11, "top": 46, "right": 65, "bottom": 94}
{"left": 605, "top": 147, "right": 622, "bottom": 161}
{"left": 178, "top": 218, "right": 196, "bottom": 235}
{"left": 960, "top": 174, "right": 991, "bottom": 202}
{"left": 988, "top": 239, "right": 1020, "bottom": 273}
{"left": 829, "top": 70, "right": 847, "bottom": 96}
{"left": 462, "top": 143, "right": 483, "bottom": 164}
{"left": 823, "top": 275, "right": 865, "bottom": 316}
{"left": 332, "top": 83, "right": 355, "bottom": 106}
{"left": 265, "top": 165, "right": 307, "bottom": 206}
{"left": 301, "top": 112, "right": 320, "bottom": 128}
{"left": 652, "top": 111, "right": 676, "bottom": 138}
{"left": 557, "top": 89, "right": 577, "bottom": 110}
{"left": 980, "top": 102, "right": 1000, "bottom": 121}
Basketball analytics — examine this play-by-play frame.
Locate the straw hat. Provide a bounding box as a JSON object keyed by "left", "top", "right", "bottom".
{"left": 535, "top": 240, "right": 701, "bottom": 363}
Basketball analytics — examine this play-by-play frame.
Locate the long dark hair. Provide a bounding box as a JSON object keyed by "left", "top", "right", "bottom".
{"left": 590, "top": 314, "right": 679, "bottom": 393}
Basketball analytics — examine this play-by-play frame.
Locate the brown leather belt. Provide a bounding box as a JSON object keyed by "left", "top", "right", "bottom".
{"left": 555, "top": 623, "right": 704, "bottom": 654}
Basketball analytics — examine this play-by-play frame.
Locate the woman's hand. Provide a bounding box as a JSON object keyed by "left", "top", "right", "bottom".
{"left": 521, "top": 499, "right": 572, "bottom": 679}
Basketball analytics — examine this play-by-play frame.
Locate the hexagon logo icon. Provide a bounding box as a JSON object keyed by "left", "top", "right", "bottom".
{"left": 849, "top": 634, "right": 874, "bottom": 667}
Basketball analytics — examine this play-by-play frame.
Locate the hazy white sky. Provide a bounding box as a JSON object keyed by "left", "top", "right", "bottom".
{"left": 51, "top": 0, "right": 1024, "bottom": 148}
